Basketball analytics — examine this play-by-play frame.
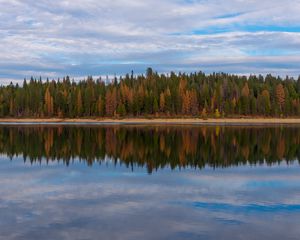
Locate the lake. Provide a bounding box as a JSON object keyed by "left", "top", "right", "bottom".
{"left": 0, "top": 125, "right": 300, "bottom": 240}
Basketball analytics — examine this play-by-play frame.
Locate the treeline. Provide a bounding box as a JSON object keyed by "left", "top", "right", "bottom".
{"left": 2, "top": 126, "right": 300, "bottom": 173}
{"left": 1, "top": 68, "right": 300, "bottom": 117}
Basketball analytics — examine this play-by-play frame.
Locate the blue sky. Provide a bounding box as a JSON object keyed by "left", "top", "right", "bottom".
{"left": 1, "top": 0, "right": 300, "bottom": 83}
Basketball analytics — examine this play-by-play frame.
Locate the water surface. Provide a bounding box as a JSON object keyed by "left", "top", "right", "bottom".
{"left": 0, "top": 125, "right": 300, "bottom": 239}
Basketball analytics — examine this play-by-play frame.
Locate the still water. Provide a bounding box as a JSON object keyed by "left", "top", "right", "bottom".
{"left": 0, "top": 125, "right": 300, "bottom": 239}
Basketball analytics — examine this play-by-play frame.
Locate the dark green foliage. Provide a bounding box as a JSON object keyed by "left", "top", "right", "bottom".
{"left": 1, "top": 70, "right": 300, "bottom": 118}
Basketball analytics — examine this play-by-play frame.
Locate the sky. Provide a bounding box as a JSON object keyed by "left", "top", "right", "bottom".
{"left": 1, "top": 0, "right": 300, "bottom": 84}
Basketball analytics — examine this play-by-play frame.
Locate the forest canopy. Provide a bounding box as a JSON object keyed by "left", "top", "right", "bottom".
{"left": 1, "top": 68, "right": 300, "bottom": 118}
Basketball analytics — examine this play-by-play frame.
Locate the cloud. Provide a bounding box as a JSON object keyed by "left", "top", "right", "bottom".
{"left": 0, "top": 0, "right": 300, "bottom": 83}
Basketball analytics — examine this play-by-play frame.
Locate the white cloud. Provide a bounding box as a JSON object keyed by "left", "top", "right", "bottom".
{"left": 0, "top": 0, "right": 300, "bottom": 83}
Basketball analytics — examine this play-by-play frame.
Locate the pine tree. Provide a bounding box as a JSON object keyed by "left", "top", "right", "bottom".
{"left": 117, "top": 103, "right": 126, "bottom": 117}
{"left": 97, "top": 96, "right": 104, "bottom": 116}
{"left": 190, "top": 90, "right": 199, "bottom": 116}
{"left": 164, "top": 88, "right": 172, "bottom": 113}
{"left": 153, "top": 97, "right": 159, "bottom": 113}
{"left": 259, "top": 90, "right": 271, "bottom": 115}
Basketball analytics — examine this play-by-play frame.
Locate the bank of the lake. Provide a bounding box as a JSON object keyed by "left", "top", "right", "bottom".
{"left": 1, "top": 117, "right": 300, "bottom": 124}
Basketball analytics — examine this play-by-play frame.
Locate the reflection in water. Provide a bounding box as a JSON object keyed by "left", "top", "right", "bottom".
{"left": 1, "top": 125, "right": 300, "bottom": 240}
{"left": 1, "top": 125, "right": 300, "bottom": 172}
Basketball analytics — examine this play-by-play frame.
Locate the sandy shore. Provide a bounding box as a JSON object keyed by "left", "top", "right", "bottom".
{"left": 0, "top": 118, "right": 300, "bottom": 125}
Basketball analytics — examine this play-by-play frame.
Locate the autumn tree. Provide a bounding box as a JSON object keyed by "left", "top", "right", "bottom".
{"left": 76, "top": 89, "right": 83, "bottom": 117}
{"left": 276, "top": 83, "right": 285, "bottom": 113}
{"left": 105, "top": 88, "right": 117, "bottom": 117}
{"left": 44, "top": 87, "right": 54, "bottom": 116}
{"left": 182, "top": 90, "right": 190, "bottom": 115}
{"left": 159, "top": 92, "right": 165, "bottom": 112}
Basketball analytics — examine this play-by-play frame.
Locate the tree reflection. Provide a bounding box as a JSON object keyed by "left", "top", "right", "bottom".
{"left": 1, "top": 125, "right": 300, "bottom": 173}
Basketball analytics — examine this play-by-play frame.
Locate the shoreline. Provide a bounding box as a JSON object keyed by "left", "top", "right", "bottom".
{"left": 1, "top": 118, "right": 300, "bottom": 125}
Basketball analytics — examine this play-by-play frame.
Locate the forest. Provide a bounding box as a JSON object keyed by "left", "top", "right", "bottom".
{"left": 1, "top": 68, "right": 300, "bottom": 118}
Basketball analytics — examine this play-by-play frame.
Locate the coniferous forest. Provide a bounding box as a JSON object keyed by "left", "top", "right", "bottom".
{"left": 1, "top": 68, "right": 300, "bottom": 118}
